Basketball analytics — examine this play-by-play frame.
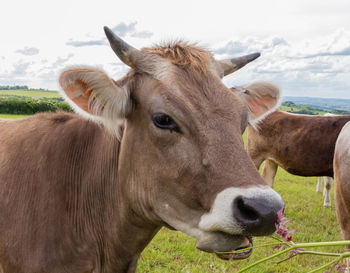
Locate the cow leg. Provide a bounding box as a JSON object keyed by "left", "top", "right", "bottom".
{"left": 335, "top": 176, "right": 350, "bottom": 272}
{"left": 316, "top": 177, "right": 323, "bottom": 193}
{"left": 250, "top": 155, "right": 265, "bottom": 171}
{"left": 261, "top": 159, "right": 278, "bottom": 188}
{"left": 323, "top": 177, "right": 332, "bottom": 207}
{"left": 126, "top": 254, "right": 140, "bottom": 273}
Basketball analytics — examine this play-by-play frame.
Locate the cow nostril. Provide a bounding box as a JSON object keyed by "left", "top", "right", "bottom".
{"left": 233, "top": 195, "right": 280, "bottom": 236}
{"left": 236, "top": 197, "right": 259, "bottom": 221}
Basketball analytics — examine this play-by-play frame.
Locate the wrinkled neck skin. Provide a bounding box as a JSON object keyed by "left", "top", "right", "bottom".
{"left": 111, "top": 205, "right": 159, "bottom": 273}
{"left": 111, "top": 137, "right": 161, "bottom": 273}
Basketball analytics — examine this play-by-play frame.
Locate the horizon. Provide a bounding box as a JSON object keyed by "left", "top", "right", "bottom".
{"left": 2, "top": 85, "right": 350, "bottom": 101}
{"left": 282, "top": 95, "right": 350, "bottom": 101}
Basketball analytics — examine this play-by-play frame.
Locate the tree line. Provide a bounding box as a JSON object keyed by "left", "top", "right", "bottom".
{"left": 0, "top": 97, "right": 72, "bottom": 114}
{"left": 0, "top": 85, "right": 48, "bottom": 91}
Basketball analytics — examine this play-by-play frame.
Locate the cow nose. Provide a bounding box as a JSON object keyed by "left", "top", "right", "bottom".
{"left": 233, "top": 195, "right": 284, "bottom": 236}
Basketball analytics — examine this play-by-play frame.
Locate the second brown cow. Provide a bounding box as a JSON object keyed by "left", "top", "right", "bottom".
{"left": 246, "top": 109, "right": 350, "bottom": 206}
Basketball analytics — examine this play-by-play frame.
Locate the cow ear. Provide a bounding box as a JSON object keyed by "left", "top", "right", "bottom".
{"left": 59, "top": 67, "right": 131, "bottom": 132}
{"left": 237, "top": 82, "right": 280, "bottom": 126}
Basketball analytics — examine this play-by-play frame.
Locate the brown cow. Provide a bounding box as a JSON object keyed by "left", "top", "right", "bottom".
{"left": 0, "top": 27, "right": 284, "bottom": 273}
{"left": 246, "top": 109, "right": 350, "bottom": 207}
{"left": 334, "top": 121, "right": 350, "bottom": 271}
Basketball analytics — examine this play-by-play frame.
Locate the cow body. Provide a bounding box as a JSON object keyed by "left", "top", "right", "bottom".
{"left": 0, "top": 27, "right": 284, "bottom": 273}
{"left": 334, "top": 121, "right": 350, "bottom": 271}
{"left": 247, "top": 110, "right": 350, "bottom": 179}
{"left": 246, "top": 110, "right": 350, "bottom": 206}
{"left": 0, "top": 113, "right": 135, "bottom": 273}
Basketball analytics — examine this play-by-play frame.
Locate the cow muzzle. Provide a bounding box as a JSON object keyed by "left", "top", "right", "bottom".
{"left": 197, "top": 186, "right": 284, "bottom": 257}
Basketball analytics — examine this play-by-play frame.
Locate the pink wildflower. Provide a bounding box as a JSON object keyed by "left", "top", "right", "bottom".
{"left": 275, "top": 208, "right": 294, "bottom": 243}
{"left": 272, "top": 244, "right": 282, "bottom": 250}
{"left": 327, "top": 261, "right": 349, "bottom": 273}
{"left": 273, "top": 209, "right": 304, "bottom": 257}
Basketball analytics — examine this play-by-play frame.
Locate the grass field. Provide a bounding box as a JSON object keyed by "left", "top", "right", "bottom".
{"left": 0, "top": 89, "right": 61, "bottom": 98}
{"left": 0, "top": 114, "right": 28, "bottom": 119}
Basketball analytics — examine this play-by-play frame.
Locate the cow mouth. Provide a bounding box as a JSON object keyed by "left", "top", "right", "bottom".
{"left": 215, "top": 236, "right": 253, "bottom": 260}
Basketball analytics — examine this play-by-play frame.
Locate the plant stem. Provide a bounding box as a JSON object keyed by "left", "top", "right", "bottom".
{"left": 270, "top": 235, "right": 288, "bottom": 243}
{"left": 236, "top": 247, "right": 293, "bottom": 273}
{"left": 216, "top": 242, "right": 288, "bottom": 255}
{"left": 276, "top": 253, "right": 298, "bottom": 264}
{"left": 306, "top": 257, "right": 341, "bottom": 273}
{"left": 295, "top": 241, "right": 350, "bottom": 248}
{"left": 298, "top": 250, "right": 342, "bottom": 257}
{"left": 251, "top": 242, "right": 289, "bottom": 249}
{"left": 275, "top": 250, "right": 344, "bottom": 265}
{"left": 234, "top": 240, "right": 350, "bottom": 272}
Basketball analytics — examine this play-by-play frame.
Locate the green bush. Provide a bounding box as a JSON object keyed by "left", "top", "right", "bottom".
{"left": 0, "top": 97, "right": 72, "bottom": 114}
{"left": 289, "top": 109, "right": 316, "bottom": 115}
{"left": 282, "top": 101, "right": 296, "bottom": 107}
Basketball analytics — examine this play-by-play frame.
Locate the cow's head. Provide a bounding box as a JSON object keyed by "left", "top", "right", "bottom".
{"left": 59, "top": 27, "right": 283, "bottom": 259}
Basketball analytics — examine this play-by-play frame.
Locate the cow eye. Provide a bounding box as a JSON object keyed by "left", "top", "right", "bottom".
{"left": 152, "top": 113, "right": 180, "bottom": 132}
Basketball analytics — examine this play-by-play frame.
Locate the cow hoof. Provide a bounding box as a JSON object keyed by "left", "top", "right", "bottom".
{"left": 323, "top": 202, "right": 331, "bottom": 208}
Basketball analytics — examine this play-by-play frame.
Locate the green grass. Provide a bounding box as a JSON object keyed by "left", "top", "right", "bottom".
{"left": 138, "top": 169, "right": 342, "bottom": 272}
{"left": 0, "top": 113, "right": 28, "bottom": 119}
{"left": 0, "top": 89, "right": 61, "bottom": 98}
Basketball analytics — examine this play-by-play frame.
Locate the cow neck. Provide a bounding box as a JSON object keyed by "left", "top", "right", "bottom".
{"left": 108, "top": 127, "right": 160, "bottom": 273}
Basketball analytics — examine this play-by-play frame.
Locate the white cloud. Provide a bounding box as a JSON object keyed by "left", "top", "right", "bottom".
{"left": 52, "top": 54, "right": 74, "bottom": 66}
{"left": 112, "top": 22, "right": 137, "bottom": 37}
{"left": 131, "top": 31, "right": 153, "bottom": 39}
{"left": 0, "top": 60, "right": 34, "bottom": 86}
{"left": 219, "top": 30, "right": 350, "bottom": 98}
{"left": 111, "top": 21, "right": 153, "bottom": 39}
{"left": 64, "top": 21, "right": 153, "bottom": 49}
{"left": 66, "top": 40, "right": 106, "bottom": 47}
{"left": 12, "top": 61, "right": 31, "bottom": 76}
{"left": 15, "top": 47, "right": 40, "bottom": 56}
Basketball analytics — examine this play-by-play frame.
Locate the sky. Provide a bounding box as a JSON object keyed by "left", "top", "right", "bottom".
{"left": 1, "top": 0, "right": 350, "bottom": 99}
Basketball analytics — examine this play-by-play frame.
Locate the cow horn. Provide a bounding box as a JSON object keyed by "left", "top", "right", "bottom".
{"left": 104, "top": 26, "right": 142, "bottom": 68}
{"left": 218, "top": 52, "right": 261, "bottom": 76}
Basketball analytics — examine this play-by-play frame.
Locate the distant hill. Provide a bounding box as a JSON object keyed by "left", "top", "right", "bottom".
{"left": 282, "top": 96, "right": 350, "bottom": 112}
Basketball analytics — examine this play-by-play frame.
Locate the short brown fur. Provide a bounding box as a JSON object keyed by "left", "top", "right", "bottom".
{"left": 142, "top": 41, "right": 212, "bottom": 74}
{"left": 246, "top": 110, "right": 350, "bottom": 186}
{"left": 334, "top": 122, "right": 350, "bottom": 267}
